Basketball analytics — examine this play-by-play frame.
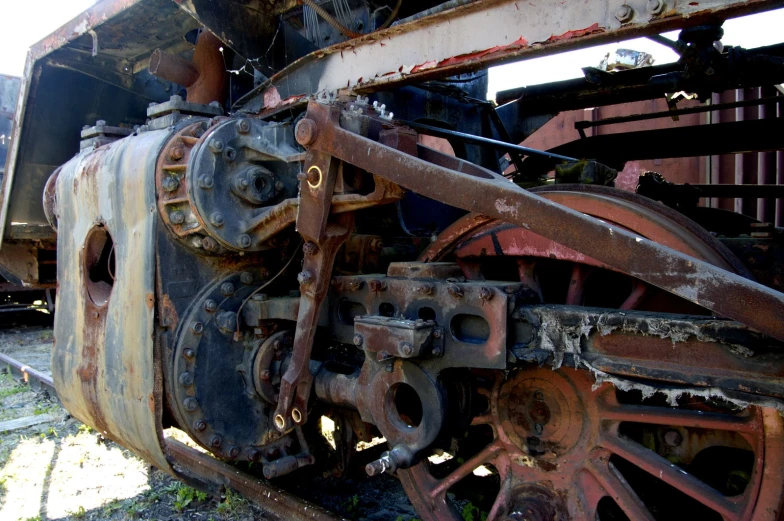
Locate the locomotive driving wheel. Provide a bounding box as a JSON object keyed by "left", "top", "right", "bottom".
{"left": 398, "top": 185, "right": 784, "bottom": 521}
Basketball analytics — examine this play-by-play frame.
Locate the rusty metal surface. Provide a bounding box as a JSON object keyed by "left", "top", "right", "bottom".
{"left": 303, "top": 101, "right": 784, "bottom": 342}
{"left": 52, "top": 127, "right": 173, "bottom": 474}
{"left": 244, "top": 0, "right": 784, "bottom": 112}
{"left": 398, "top": 368, "right": 784, "bottom": 521}
{"left": 165, "top": 438, "right": 346, "bottom": 521}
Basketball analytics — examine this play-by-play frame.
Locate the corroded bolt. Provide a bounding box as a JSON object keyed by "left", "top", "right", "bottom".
{"left": 248, "top": 449, "right": 262, "bottom": 462}
{"left": 229, "top": 446, "right": 241, "bottom": 459}
{"left": 162, "top": 176, "right": 179, "bottom": 192}
{"left": 647, "top": 0, "right": 665, "bottom": 14}
{"left": 224, "top": 147, "right": 237, "bottom": 162}
{"left": 348, "top": 280, "right": 364, "bottom": 291}
{"left": 198, "top": 175, "right": 214, "bottom": 189}
{"left": 432, "top": 329, "right": 442, "bottom": 339}
{"left": 210, "top": 212, "right": 225, "bottom": 227}
{"left": 191, "top": 321, "right": 204, "bottom": 335}
{"left": 431, "top": 346, "right": 443, "bottom": 356}
{"left": 237, "top": 119, "right": 251, "bottom": 134}
{"left": 183, "top": 397, "right": 199, "bottom": 412}
{"left": 240, "top": 272, "right": 254, "bottom": 285}
{"left": 295, "top": 118, "right": 318, "bottom": 146}
{"left": 303, "top": 242, "right": 319, "bottom": 256}
{"left": 368, "top": 279, "right": 386, "bottom": 292}
{"left": 238, "top": 234, "right": 252, "bottom": 249}
{"left": 664, "top": 429, "right": 683, "bottom": 447}
{"left": 399, "top": 342, "right": 414, "bottom": 357}
{"left": 210, "top": 435, "right": 222, "bottom": 448}
{"left": 297, "top": 271, "right": 314, "bottom": 286}
{"left": 183, "top": 348, "right": 195, "bottom": 359}
{"left": 447, "top": 285, "right": 464, "bottom": 299}
{"left": 260, "top": 369, "right": 271, "bottom": 381}
{"left": 208, "top": 139, "right": 224, "bottom": 154}
{"left": 353, "top": 334, "right": 364, "bottom": 347}
{"left": 369, "top": 238, "right": 384, "bottom": 253}
{"left": 615, "top": 4, "right": 634, "bottom": 23}
{"left": 221, "top": 282, "right": 235, "bottom": 296}
{"left": 169, "top": 211, "right": 185, "bottom": 225}
{"left": 193, "top": 419, "right": 207, "bottom": 431}
{"left": 479, "top": 287, "right": 493, "bottom": 301}
{"left": 169, "top": 146, "right": 185, "bottom": 161}
{"left": 204, "top": 299, "right": 218, "bottom": 312}
{"left": 179, "top": 372, "right": 194, "bottom": 386}
{"left": 297, "top": 169, "right": 320, "bottom": 185}
{"left": 202, "top": 237, "right": 218, "bottom": 252}
{"left": 417, "top": 283, "right": 434, "bottom": 295}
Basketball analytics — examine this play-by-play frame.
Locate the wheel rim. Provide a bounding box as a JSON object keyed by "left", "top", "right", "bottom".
{"left": 399, "top": 185, "right": 783, "bottom": 521}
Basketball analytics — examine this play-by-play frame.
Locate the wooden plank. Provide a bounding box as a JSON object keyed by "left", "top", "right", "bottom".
{"left": 0, "top": 414, "right": 55, "bottom": 432}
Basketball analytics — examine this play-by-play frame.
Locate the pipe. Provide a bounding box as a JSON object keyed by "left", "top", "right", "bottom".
{"left": 149, "top": 30, "right": 226, "bottom": 105}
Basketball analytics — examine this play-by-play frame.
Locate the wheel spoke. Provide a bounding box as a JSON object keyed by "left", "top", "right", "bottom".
{"left": 586, "top": 456, "right": 656, "bottom": 521}
{"left": 430, "top": 440, "right": 504, "bottom": 499}
{"left": 620, "top": 281, "right": 647, "bottom": 310}
{"left": 486, "top": 472, "right": 513, "bottom": 521}
{"left": 601, "top": 435, "right": 741, "bottom": 520}
{"left": 565, "top": 264, "right": 589, "bottom": 305}
{"left": 600, "top": 403, "right": 756, "bottom": 433}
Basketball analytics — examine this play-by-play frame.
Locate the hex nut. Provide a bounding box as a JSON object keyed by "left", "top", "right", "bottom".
{"left": 202, "top": 237, "right": 218, "bottom": 252}
{"left": 447, "top": 285, "right": 464, "bottom": 299}
{"left": 183, "top": 397, "right": 199, "bottom": 412}
{"left": 229, "top": 446, "right": 241, "bottom": 459}
{"left": 221, "top": 282, "right": 236, "bottom": 296}
{"left": 204, "top": 299, "right": 218, "bottom": 312}
{"left": 240, "top": 272, "right": 254, "bottom": 285}
{"left": 191, "top": 321, "right": 204, "bottom": 335}
{"left": 198, "top": 175, "right": 214, "bottom": 189}
{"left": 183, "top": 348, "right": 195, "bottom": 359}
{"left": 615, "top": 4, "right": 634, "bottom": 23}
{"left": 647, "top": 0, "right": 665, "bottom": 14}
{"left": 162, "top": 176, "right": 180, "bottom": 192}
{"left": 237, "top": 119, "right": 251, "bottom": 133}
{"left": 193, "top": 419, "right": 207, "bottom": 431}
{"left": 210, "top": 213, "right": 225, "bottom": 227}
{"left": 353, "top": 334, "right": 364, "bottom": 347}
{"left": 399, "top": 342, "right": 414, "bottom": 357}
{"left": 210, "top": 435, "right": 222, "bottom": 448}
{"left": 208, "top": 139, "right": 224, "bottom": 154}
{"left": 179, "top": 372, "right": 194, "bottom": 386}
{"left": 238, "top": 234, "right": 252, "bottom": 249}
{"left": 169, "top": 146, "right": 185, "bottom": 161}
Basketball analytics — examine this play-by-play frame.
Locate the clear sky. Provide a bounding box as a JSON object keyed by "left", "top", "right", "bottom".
{"left": 1, "top": 1, "right": 783, "bottom": 101}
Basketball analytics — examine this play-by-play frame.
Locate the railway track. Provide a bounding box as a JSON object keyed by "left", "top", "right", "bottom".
{"left": 0, "top": 352, "right": 345, "bottom": 521}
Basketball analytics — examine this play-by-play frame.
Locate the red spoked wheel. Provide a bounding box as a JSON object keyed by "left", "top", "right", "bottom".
{"left": 398, "top": 185, "right": 784, "bottom": 521}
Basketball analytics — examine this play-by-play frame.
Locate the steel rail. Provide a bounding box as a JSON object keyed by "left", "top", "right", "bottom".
{"left": 0, "top": 352, "right": 56, "bottom": 395}
{"left": 302, "top": 102, "right": 784, "bottom": 342}
{"left": 166, "top": 439, "right": 346, "bottom": 521}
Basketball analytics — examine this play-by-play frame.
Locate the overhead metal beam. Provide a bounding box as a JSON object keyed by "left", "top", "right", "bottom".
{"left": 244, "top": 0, "right": 784, "bottom": 112}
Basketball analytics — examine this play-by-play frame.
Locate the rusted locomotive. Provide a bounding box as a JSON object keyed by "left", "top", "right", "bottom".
{"left": 4, "top": 0, "right": 784, "bottom": 519}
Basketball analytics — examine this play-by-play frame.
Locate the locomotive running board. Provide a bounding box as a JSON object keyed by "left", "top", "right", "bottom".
{"left": 299, "top": 101, "right": 784, "bottom": 343}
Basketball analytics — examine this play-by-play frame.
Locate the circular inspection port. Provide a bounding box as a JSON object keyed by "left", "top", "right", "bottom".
{"left": 83, "top": 225, "right": 116, "bottom": 307}
{"left": 388, "top": 383, "right": 423, "bottom": 429}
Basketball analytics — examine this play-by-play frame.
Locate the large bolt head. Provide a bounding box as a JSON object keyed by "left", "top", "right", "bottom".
{"left": 169, "top": 211, "right": 185, "bottom": 225}
{"left": 204, "top": 299, "right": 218, "bottom": 312}
{"left": 295, "top": 118, "right": 318, "bottom": 146}
{"left": 615, "top": 4, "right": 634, "bottom": 23}
{"left": 221, "top": 282, "right": 236, "bottom": 296}
{"left": 162, "top": 176, "right": 180, "bottom": 192}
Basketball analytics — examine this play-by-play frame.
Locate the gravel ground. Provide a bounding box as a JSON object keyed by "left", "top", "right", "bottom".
{"left": 0, "top": 317, "right": 422, "bottom": 521}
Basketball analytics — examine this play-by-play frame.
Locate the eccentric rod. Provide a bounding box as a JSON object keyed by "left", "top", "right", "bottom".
{"left": 397, "top": 119, "right": 578, "bottom": 163}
